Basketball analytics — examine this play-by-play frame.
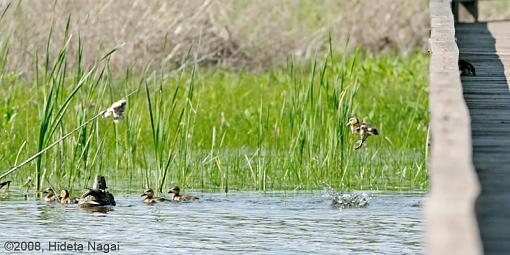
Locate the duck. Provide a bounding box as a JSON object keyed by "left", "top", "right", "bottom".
{"left": 141, "top": 188, "right": 168, "bottom": 203}
{"left": 42, "top": 187, "right": 57, "bottom": 202}
{"left": 167, "top": 186, "right": 199, "bottom": 201}
{"left": 78, "top": 175, "right": 116, "bottom": 207}
{"left": 59, "top": 189, "right": 78, "bottom": 204}
{"left": 459, "top": 59, "right": 476, "bottom": 76}
{"left": 0, "top": 180, "right": 11, "bottom": 190}
{"left": 346, "top": 117, "right": 379, "bottom": 150}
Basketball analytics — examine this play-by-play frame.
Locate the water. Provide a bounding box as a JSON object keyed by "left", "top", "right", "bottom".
{"left": 0, "top": 191, "right": 424, "bottom": 254}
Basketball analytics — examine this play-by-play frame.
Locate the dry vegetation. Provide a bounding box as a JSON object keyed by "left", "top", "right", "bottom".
{"left": 0, "top": 0, "right": 429, "bottom": 72}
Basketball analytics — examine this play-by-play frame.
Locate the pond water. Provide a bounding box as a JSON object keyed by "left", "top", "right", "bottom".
{"left": 0, "top": 191, "right": 424, "bottom": 254}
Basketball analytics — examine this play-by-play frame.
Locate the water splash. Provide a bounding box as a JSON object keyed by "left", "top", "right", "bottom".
{"left": 325, "top": 189, "right": 370, "bottom": 208}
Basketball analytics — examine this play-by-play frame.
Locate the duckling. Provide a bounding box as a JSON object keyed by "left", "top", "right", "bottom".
{"left": 78, "top": 175, "right": 116, "bottom": 207}
{"left": 459, "top": 59, "right": 476, "bottom": 76}
{"left": 42, "top": 188, "right": 57, "bottom": 202}
{"left": 167, "top": 186, "right": 199, "bottom": 201}
{"left": 141, "top": 188, "right": 168, "bottom": 203}
{"left": 0, "top": 180, "right": 11, "bottom": 190}
{"left": 101, "top": 99, "right": 127, "bottom": 123}
{"left": 59, "top": 189, "right": 78, "bottom": 204}
{"left": 346, "top": 117, "right": 379, "bottom": 150}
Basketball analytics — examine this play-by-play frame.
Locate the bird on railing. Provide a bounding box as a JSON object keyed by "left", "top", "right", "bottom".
{"left": 459, "top": 59, "right": 476, "bottom": 76}
{"left": 141, "top": 188, "right": 168, "bottom": 203}
{"left": 346, "top": 117, "right": 379, "bottom": 150}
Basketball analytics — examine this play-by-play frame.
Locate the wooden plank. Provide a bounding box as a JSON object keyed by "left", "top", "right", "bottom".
{"left": 426, "top": 1, "right": 482, "bottom": 255}
{"left": 455, "top": 2, "right": 510, "bottom": 252}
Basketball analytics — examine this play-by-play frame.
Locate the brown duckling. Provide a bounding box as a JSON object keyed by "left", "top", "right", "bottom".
{"left": 346, "top": 117, "right": 379, "bottom": 150}
{"left": 78, "top": 175, "right": 116, "bottom": 207}
{"left": 167, "top": 186, "right": 199, "bottom": 201}
{"left": 59, "top": 189, "right": 78, "bottom": 204}
{"left": 459, "top": 59, "right": 476, "bottom": 76}
{"left": 42, "top": 187, "right": 57, "bottom": 202}
{"left": 141, "top": 188, "right": 168, "bottom": 203}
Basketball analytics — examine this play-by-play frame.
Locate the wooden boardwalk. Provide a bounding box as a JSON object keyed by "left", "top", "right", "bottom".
{"left": 458, "top": 20, "right": 510, "bottom": 254}
{"left": 427, "top": 0, "right": 510, "bottom": 254}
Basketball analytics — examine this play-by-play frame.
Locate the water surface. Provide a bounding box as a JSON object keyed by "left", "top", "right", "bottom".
{"left": 0, "top": 191, "right": 424, "bottom": 254}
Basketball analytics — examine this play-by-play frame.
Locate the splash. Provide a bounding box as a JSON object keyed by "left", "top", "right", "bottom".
{"left": 326, "top": 189, "right": 370, "bottom": 208}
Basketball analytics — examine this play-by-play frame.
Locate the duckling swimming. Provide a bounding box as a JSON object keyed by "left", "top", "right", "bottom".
{"left": 43, "top": 188, "right": 57, "bottom": 202}
{"left": 346, "top": 117, "right": 379, "bottom": 150}
{"left": 167, "top": 186, "right": 199, "bottom": 201}
{"left": 78, "top": 176, "right": 116, "bottom": 207}
{"left": 459, "top": 59, "right": 476, "bottom": 76}
{"left": 141, "top": 188, "right": 168, "bottom": 203}
{"left": 59, "top": 189, "right": 78, "bottom": 204}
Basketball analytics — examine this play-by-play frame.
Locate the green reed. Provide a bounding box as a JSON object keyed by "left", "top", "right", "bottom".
{"left": 0, "top": 28, "right": 429, "bottom": 193}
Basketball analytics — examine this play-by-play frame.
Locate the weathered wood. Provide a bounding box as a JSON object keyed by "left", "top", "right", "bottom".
{"left": 456, "top": 2, "right": 510, "bottom": 253}
{"left": 426, "top": 1, "right": 482, "bottom": 255}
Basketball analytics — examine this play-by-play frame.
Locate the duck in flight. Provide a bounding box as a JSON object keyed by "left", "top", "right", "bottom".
{"left": 346, "top": 117, "right": 379, "bottom": 150}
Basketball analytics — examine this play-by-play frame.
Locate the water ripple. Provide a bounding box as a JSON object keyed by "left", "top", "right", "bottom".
{"left": 0, "top": 191, "right": 424, "bottom": 254}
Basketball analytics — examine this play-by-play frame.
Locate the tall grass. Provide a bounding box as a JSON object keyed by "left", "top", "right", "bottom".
{"left": 0, "top": 26, "right": 429, "bottom": 193}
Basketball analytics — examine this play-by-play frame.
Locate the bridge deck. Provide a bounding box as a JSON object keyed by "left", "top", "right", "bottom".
{"left": 457, "top": 20, "right": 510, "bottom": 254}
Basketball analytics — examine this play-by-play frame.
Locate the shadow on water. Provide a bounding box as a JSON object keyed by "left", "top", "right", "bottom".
{"left": 457, "top": 20, "right": 510, "bottom": 253}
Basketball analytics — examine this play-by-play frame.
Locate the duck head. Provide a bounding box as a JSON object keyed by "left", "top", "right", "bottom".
{"left": 92, "top": 175, "right": 107, "bottom": 190}
{"left": 59, "top": 189, "right": 70, "bottom": 199}
{"left": 43, "top": 188, "right": 55, "bottom": 196}
{"left": 167, "top": 186, "right": 180, "bottom": 195}
{"left": 141, "top": 188, "right": 154, "bottom": 198}
{"left": 346, "top": 117, "right": 359, "bottom": 126}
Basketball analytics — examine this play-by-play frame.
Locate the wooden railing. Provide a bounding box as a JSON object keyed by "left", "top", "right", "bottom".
{"left": 426, "top": 0, "right": 482, "bottom": 254}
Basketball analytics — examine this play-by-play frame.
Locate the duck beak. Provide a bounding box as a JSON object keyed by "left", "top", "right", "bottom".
{"left": 346, "top": 122, "right": 351, "bottom": 126}
{"left": 141, "top": 193, "right": 146, "bottom": 197}
{"left": 167, "top": 190, "right": 174, "bottom": 194}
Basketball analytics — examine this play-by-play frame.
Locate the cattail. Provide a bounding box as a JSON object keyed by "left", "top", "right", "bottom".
{"left": 101, "top": 99, "right": 127, "bottom": 123}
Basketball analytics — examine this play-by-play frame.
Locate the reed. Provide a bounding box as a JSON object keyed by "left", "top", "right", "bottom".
{"left": 0, "top": 26, "right": 429, "bottom": 193}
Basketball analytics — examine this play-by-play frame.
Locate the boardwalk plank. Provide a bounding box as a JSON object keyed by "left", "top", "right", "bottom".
{"left": 458, "top": 15, "right": 510, "bottom": 254}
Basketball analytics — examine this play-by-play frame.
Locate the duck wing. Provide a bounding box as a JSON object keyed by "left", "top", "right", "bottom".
{"left": 182, "top": 195, "right": 199, "bottom": 201}
{"left": 79, "top": 189, "right": 115, "bottom": 207}
{"left": 361, "top": 123, "right": 378, "bottom": 135}
{"left": 155, "top": 197, "right": 168, "bottom": 202}
{"left": 105, "top": 191, "right": 116, "bottom": 206}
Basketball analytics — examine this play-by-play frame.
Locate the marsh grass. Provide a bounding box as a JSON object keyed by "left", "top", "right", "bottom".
{"left": 0, "top": 17, "right": 429, "bottom": 193}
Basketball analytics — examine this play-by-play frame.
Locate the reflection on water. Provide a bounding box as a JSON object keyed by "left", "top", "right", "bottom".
{"left": 0, "top": 191, "right": 424, "bottom": 254}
